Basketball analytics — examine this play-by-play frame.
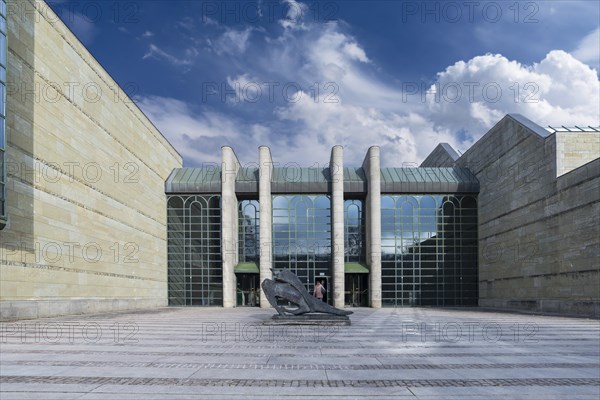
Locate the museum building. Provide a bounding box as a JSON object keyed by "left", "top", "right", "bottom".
{"left": 165, "top": 113, "right": 600, "bottom": 316}
{"left": 1, "top": 1, "right": 598, "bottom": 320}
{"left": 165, "top": 147, "right": 480, "bottom": 309}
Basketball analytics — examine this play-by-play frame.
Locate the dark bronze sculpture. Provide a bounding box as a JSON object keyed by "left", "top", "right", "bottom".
{"left": 261, "top": 269, "right": 352, "bottom": 316}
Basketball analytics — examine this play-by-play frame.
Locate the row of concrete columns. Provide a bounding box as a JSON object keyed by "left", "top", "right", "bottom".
{"left": 220, "top": 145, "right": 382, "bottom": 309}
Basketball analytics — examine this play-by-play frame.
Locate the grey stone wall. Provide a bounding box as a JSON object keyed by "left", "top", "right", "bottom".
{"left": 425, "top": 114, "right": 599, "bottom": 318}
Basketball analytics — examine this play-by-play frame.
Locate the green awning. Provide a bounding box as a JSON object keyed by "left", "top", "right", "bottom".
{"left": 345, "top": 262, "right": 369, "bottom": 274}
{"left": 235, "top": 262, "right": 259, "bottom": 274}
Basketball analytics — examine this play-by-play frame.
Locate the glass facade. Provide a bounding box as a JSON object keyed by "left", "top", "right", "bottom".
{"left": 167, "top": 195, "right": 223, "bottom": 306}
{"left": 272, "top": 195, "right": 331, "bottom": 292}
{"left": 0, "top": 0, "right": 6, "bottom": 227}
{"left": 238, "top": 200, "right": 260, "bottom": 263}
{"left": 165, "top": 167, "right": 479, "bottom": 308}
{"left": 381, "top": 195, "right": 478, "bottom": 306}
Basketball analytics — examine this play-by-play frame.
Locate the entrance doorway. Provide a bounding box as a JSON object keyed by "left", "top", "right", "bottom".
{"left": 345, "top": 274, "right": 369, "bottom": 307}
{"left": 236, "top": 273, "right": 260, "bottom": 307}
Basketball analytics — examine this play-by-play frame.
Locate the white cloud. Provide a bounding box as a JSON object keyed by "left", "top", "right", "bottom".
{"left": 275, "top": 92, "right": 462, "bottom": 166}
{"left": 572, "top": 27, "right": 599, "bottom": 69}
{"left": 138, "top": 1, "right": 600, "bottom": 167}
{"left": 136, "top": 90, "right": 463, "bottom": 168}
{"left": 141, "top": 30, "right": 154, "bottom": 38}
{"left": 202, "top": 17, "right": 219, "bottom": 26}
{"left": 258, "top": 22, "right": 402, "bottom": 112}
{"left": 282, "top": 0, "right": 308, "bottom": 19}
{"left": 279, "top": 0, "right": 309, "bottom": 30}
{"left": 209, "top": 27, "right": 253, "bottom": 55}
{"left": 226, "top": 74, "right": 262, "bottom": 103}
{"left": 144, "top": 51, "right": 598, "bottom": 166}
{"left": 342, "top": 42, "right": 370, "bottom": 63}
{"left": 427, "top": 50, "right": 600, "bottom": 138}
{"left": 142, "top": 44, "right": 198, "bottom": 66}
{"left": 136, "top": 96, "right": 251, "bottom": 164}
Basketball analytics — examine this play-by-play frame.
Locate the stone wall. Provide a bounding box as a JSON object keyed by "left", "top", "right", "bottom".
{"left": 555, "top": 132, "right": 600, "bottom": 177}
{"left": 424, "top": 114, "right": 599, "bottom": 318}
{"left": 0, "top": 0, "right": 182, "bottom": 320}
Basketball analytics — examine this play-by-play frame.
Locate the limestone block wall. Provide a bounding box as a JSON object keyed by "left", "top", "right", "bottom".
{"left": 453, "top": 115, "right": 599, "bottom": 317}
{"left": 555, "top": 132, "right": 600, "bottom": 177}
{"left": 0, "top": 0, "right": 182, "bottom": 320}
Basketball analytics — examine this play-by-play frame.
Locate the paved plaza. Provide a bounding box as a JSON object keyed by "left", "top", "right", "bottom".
{"left": 1, "top": 307, "right": 599, "bottom": 399}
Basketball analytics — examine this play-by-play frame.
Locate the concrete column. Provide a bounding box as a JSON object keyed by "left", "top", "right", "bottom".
{"left": 362, "top": 146, "right": 381, "bottom": 308}
{"left": 258, "top": 146, "right": 273, "bottom": 308}
{"left": 330, "top": 145, "right": 345, "bottom": 308}
{"left": 221, "top": 146, "right": 240, "bottom": 308}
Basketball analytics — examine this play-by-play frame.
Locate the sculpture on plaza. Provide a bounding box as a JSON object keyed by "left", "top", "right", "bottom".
{"left": 261, "top": 269, "right": 353, "bottom": 316}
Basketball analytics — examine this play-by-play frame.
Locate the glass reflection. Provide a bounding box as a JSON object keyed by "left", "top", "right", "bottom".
{"left": 381, "top": 195, "right": 478, "bottom": 307}
{"left": 238, "top": 200, "right": 259, "bottom": 262}
{"left": 272, "top": 195, "right": 331, "bottom": 290}
{"left": 344, "top": 200, "right": 365, "bottom": 263}
{"left": 167, "top": 195, "right": 222, "bottom": 306}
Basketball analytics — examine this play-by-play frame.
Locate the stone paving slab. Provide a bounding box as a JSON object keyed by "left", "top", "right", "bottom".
{"left": 1, "top": 307, "right": 599, "bottom": 399}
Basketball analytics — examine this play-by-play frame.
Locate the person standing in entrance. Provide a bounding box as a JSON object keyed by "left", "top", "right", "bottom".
{"left": 314, "top": 281, "right": 324, "bottom": 301}
{"left": 248, "top": 288, "right": 256, "bottom": 307}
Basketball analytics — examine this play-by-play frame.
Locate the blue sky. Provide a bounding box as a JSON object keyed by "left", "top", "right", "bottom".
{"left": 48, "top": 0, "right": 600, "bottom": 166}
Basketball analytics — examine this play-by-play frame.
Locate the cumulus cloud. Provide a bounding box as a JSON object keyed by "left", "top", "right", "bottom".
{"left": 136, "top": 95, "right": 273, "bottom": 164}
{"left": 427, "top": 50, "right": 600, "bottom": 138}
{"left": 259, "top": 22, "right": 402, "bottom": 112}
{"left": 137, "top": 1, "right": 599, "bottom": 167}
{"left": 275, "top": 93, "right": 461, "bottom": 166}
{"left": 572, "top": 27, "right": 600, "bottom": 69}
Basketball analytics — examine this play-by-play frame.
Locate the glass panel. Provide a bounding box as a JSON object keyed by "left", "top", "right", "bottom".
{"left": 381, "top": 194, "right": 478, "bottom": 307}
{"left": 344, "top": 199, "right": 365, "bottom": 263}
{"left": 167, "top": 195, "right": 222, "bottom": 306}
{"left": 0, "top": 34, "right": 5, "bottom": 67}
{"left": 272, "top": 195, "right": 331, "bottom": 298}
{"left": 238, "top": 200, "right": 260, "bottom": 262}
